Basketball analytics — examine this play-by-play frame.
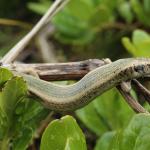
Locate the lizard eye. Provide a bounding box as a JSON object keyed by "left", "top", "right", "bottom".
{"left": 134, "top": 65, "right": 145, "bottom": 74}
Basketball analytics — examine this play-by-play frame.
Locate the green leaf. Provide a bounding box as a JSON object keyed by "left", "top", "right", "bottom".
{"left": 13, "top": 127, "right": 33, "bottom": 150}
{"left": 28, "top": 1, "right": 51, "bottom": 15}
{"left": 133, "top": 29, "right": 150, "bottom": 44}
{"left": 89, "top": 5, "right": 114, "bottom": 29}
{"left": 19, "top": 97, "right": 50, "bottom": 130}
{"left": 12, "top": 97, "right": 49, "bottom": 150}
{"left": 76, "top": 102, "right": 109, "bottom": 136}
{"left": 0, "top": 69, "right": 49, "bottom": 149}
{"left": 122, "top": 37, "right": 137, "bottom": 55}
{"left": 0, "top": 77, "right": 27, "bottom": 117}
{"left": 111, "top": 113, "right": 150, "bottom": 150}
{"left": 118, "top": 1, "right": 133, "bottom": 23}
{"left": 53, "top": 12, "right": 88, "bottom": 36}
{"left": 94, "top": 131, "right": 116, "bottom": 150}
{"left": 122, "top": 29, "right": 150, "bottom": 56}
{"left": 131, "top": 0, "right": 150, "bottom": 26}
{"left": 40, "top": 115, "right": 87, "bottom": 150}
{"left": 93, "top": 89, "right": 134, "bottom": 129}
{"left": 144, "top": 0, "right": 150, "bottom": 14}
{"left": 66, "top": 0, "right": 93, "bottom": 21}
{"left": 0, "top": 68, "right": 13, "bottom": 86}
{"left": 0, "top": 77, "right": 28, "bottom": 140}
{"left": 0, "top": 76, "right": 27, "bottom": 133}
{"left": 76, "top": 89, "right": 134, "bottom": 135}
{"left": 53, "top": 9, "right": 94, "bottom": 45}
{"left": 0, "top": 76, "right": 29, "bottom": 149}
{"left": 0, "top": 68, "right": 13, "bottom": 139}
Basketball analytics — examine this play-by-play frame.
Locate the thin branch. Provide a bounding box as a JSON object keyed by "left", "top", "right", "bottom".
{"left": 132, "top": 79, "right": 150, "bottom": 104}
{"left": 36, "top": 24, "right": 57, "bottom": 63}
{"left": 1, "top": 0, "right": 70, "bottom": 64}
{"left": 0, "top": 18, "right": 32, "bottom": 29}
{"left": 117, "top": 85, "right": 148, "bottom": 113}
{"left": 4, "top": 59, "right": 110, "bottom": 81}
{"left": 100, "top": 22, "right": 141, "bottom": 31}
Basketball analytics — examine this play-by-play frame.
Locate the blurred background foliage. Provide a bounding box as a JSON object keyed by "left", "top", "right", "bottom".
{"left": 1, "top": 0, "right": 150, "bottom": 60}
{"left": 1, "top": 0, "right": 150, "bottom": 149}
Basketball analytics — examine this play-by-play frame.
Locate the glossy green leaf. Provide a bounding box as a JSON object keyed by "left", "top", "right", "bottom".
{"left": 76, "top": 89, "right": 134, "bottom": 135}
{"left": 76, "top": 102, "right": 109, "bottom": 136}
{"left": 133, "top": 29, "right": 150, "bottom": 44}
{"left": 111, "top": 113, "right": 150, "bottom": 150}
{"left": 0, "top": 76, "right": 29, "bottom": 149}
{"left": 40, "top": 115, "right": 87, "bottom": 150}
{"left": 93, "top": 89, "right": 134, "bottom": 129}
{"left": 0, "top": 77, "right": 27, "bottom": 134}
{"left": 122, "top": 29, "right": 150, "bottom": 56}
{"left": 0, "top": 69, "right": 49, "bottom": 149}
{"left": 18, "top": 97, "right": 50, "bottom": 132}
{"left": 0, "top": 68, "right": 13, "bottom": 86}
{"left": 94, "top": 131, "right": 116, "bottom": 150}
{"left": 0, "top": 68, "right": 13, "bottom": 140}
{"left": 13, "top": 127, "right": 33, "bottom": 150}
{"left": 122, "top": 37, "right": 137, "bottom": 55}
{"left": 11, "top": 97, "right": 49, "bottom": 150}
{"left": 132, "top": 30, "right": 150, "bottom": 56}
{"left": 0, "top": 77, "right": 27, "bottom": 118}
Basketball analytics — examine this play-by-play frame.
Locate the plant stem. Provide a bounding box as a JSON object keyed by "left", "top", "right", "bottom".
{"left": 1, "top": 136, "right": 10, "bottom": 150}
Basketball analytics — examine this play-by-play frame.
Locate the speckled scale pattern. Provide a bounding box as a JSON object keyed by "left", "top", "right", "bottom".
{"left": 20, "top": 58, "right": 150, "bottom": 111}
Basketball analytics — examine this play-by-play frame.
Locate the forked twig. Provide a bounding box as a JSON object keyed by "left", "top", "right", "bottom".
{"left": 117, "top": 85, "right": 148, "bottom": 113}
{"left": 132, "top": 79, "right": 150, "bottom": 104}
